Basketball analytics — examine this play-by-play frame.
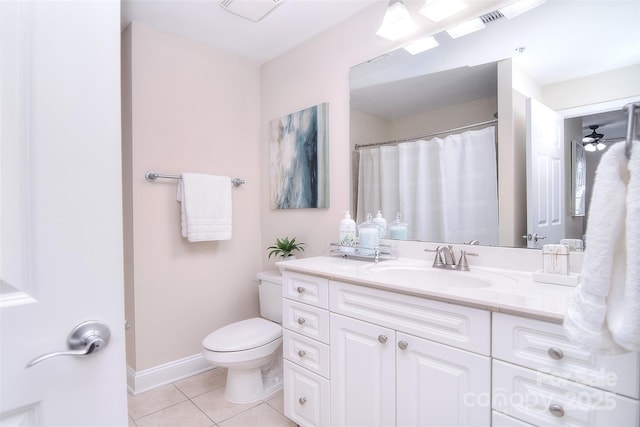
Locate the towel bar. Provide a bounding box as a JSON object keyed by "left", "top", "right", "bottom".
{"left": 623, "top": 102, "right": 639, "bottom": 160}
{"left": 145, "top": 171, "right": 245, "bottom": 187}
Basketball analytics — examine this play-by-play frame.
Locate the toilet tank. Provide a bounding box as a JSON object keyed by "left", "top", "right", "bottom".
{"left": 257, "top": 270, "right": 282, "bottom": 323}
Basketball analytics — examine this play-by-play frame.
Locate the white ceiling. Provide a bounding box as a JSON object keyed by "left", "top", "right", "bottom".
{"left": 121, "top": 0, "right": 639, "bottom": 142}
{"left": 121, "top": 0, "right": 380, "bottom": 64}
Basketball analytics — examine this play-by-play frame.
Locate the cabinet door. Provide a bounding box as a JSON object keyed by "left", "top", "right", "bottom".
{"left": 330, "top": 313, "right": 395, "bottom": 427}
{"left": 396, "top": 332, "right": 491, "bottom": 427}
{"left": 284, "top": 360, "right": 330, "bottom": 427}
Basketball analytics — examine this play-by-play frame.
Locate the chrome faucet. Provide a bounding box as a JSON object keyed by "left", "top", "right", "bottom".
{"left": 425, "top": 245, "right": 456, "bottom": 269}
{"left": 425, "top": 245, "right": 478, "bottom": 271}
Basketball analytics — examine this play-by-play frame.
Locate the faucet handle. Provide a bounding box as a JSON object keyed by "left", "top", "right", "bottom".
{"left": 455, "top": 250, "right": 478, "bottom": 271}
{"left": 424, "top": 247, "right": 445, "bottom": 268}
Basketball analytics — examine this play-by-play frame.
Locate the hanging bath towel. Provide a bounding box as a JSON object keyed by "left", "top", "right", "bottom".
{"left": 563, "top": 143, "right": 630, "bottom": 354}
{"left": 177, "top": 173, "right": 232, "bottom": 242}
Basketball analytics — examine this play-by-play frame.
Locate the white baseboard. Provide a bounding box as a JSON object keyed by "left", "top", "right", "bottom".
{"left": 127, "top": 354, "right": 214, "bottom": 395}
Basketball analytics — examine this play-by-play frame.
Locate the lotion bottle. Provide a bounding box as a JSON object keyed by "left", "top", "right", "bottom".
{"left": 358, "top": 213, "right": 380, "bottom": 255}
{"left": 372, "top": 210, "right": 388, "bottom": 239}
{"left": 339, "top": 211, "right": 356, "bottom": 253}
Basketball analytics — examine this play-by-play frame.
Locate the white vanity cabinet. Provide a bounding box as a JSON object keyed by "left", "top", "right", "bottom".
{"left": 329, "top": 280, "right": 491, "bottom": 427}
{"left": 491, "top": 313, "right": 640, "bottom": 426}
{"left": 282, "top": 272, "right": 331, "bottom": 427}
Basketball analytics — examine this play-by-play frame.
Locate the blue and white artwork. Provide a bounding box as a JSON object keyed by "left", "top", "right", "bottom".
{"left": 269, "top": 103, "right": 329, "bottom": 209}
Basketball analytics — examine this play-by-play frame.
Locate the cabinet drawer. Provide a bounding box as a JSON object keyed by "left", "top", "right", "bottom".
{"left": 330, "top": 280, "right": 490, "bottom": 355}
{"left": 492, "top": 312, "right": 640, "bottom": 398}
{"left": 284, "top": 360, "right": 330, "bottom": 427}
{"left": 283, "top": 299, "right": 330, "bottom": 344}
{"left": 492, "top": 360, "right": 640, "bottom": 427}
{"left": 492, "top": 411, "right": 534, "bottom": 427}
{"left": 283, "top": 272, "right": 329, "bottom": 309}
{"left": 283, "top": 329, "right": 330, "bottom": 378}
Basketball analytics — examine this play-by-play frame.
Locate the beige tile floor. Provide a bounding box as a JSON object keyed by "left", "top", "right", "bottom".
{"left": 128, "top": 368, "right": 295, "bottom": 427}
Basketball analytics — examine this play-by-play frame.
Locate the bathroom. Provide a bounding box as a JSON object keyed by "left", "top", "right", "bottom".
{"left": 1, "top": 0, "right": 639, "bottom": 425}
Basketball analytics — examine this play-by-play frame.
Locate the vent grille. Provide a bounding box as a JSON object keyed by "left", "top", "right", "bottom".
{"left": 480, "top": 10, "right": 504, "bottom": 24}
{"left": 218, "top": 0, "right": 284, "bottom": 22}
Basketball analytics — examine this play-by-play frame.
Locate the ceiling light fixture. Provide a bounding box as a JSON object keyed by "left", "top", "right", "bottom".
{"left": 376, "top": 1, "right": 418, "bottom": 41}
{"left": 419, "top": 0, "right": 468, "bottom": 22}
{"left": 446, "top": 17, "right": 485, "bottom": 39}
{"left": 582, "top": 125, "right": 606, "bottom": 152}
{"left": 403, "top": 36, "right": 439, "bottom": 55}
{"left": 499, "top": 0, "right": 546, "bottom": 19}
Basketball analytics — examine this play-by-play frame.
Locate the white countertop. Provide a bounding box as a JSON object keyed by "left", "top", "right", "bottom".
{"left": 277, "top": 256, "right": 576, "bottom": 322}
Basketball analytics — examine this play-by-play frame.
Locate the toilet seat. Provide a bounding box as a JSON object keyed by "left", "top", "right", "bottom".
{"left": 203, "top": 317, "right": 281, "bottom": 352}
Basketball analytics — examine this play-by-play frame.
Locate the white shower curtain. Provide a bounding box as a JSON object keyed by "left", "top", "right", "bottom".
{"left": 357, "top": 126, "right": 498, "bottom": 245}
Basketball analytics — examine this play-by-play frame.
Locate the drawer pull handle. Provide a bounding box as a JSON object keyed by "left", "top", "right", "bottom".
{"left": 297, "top": 318, "right": 306, "bottom": 325}
{"left": 549, "top": 404, "right": 565, "bottom": 417}
{"left": 299, "top": 397, "right": 307, "bottom": 405}
{"left": 547, "top": 347, "right": 564, "bottom": 360}
{"left": 297, "top": 286, "right": 305, "bottom": 294}
{"left": 298, "top": 350, "right": 306, "bottom": 358}
{"left": 398, "top": 341, "right": 408, "bottom": 350}
{"left": 378, "top": 335, "right": 388, "bottom": 344}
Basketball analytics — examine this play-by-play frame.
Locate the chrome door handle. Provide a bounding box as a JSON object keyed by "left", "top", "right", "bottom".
{"left": 26, "top": 320, "right": 110, "bottom": 368}
{"left": 522, "top": 233, "right": 547, "bottom": 242}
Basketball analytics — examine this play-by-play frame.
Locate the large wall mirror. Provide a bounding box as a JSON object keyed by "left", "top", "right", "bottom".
{"left": 350, "top": 0, "right": 639, "bottom": 249}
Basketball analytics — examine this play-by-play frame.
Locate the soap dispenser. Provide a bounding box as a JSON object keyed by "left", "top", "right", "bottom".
{"left": 339, "top": 211, "right": 356, "bottom": 253}
{"left": 358, "top": 213, "right": 380, "bottom": 255}
{"left": 372, "top": 210, "right": 388, "bottom": 239}
{"left": 389, "top": 212, "right": 409, "bottom": 240}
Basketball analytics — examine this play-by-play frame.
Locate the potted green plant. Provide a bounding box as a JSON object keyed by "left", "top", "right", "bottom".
{"left": 267, "top": 237, "right": 306, "bottom": 261}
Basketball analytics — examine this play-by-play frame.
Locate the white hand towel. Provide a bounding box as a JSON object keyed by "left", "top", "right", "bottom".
{"left": 176, "top": 173, "right": 232, "bottom": 242}
{"left": 564, "top": 143, "right": 629, "bottom": 354}
{"left": 611, "top": 141, "right": 640, "bottom": 351}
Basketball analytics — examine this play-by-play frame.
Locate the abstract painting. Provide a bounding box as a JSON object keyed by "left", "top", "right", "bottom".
{"left": 269, "top": 103, "right": 329, "bottom": 209}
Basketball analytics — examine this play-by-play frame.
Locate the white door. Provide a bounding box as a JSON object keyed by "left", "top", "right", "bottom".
{"left": 525, "top": 98, "right": 565, "bottom": 248}
{"left": 396, "top": 332, "right": 491, "bottom": 427}
{"left": 0, "top": 1, "right": 126, "bottom": 426}
{"left": 330, "top": 313, "right": 395, "bottom": 427}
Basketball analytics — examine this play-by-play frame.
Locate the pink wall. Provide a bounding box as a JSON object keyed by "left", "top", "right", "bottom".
{"left": 259, "top": 3, "right": 395, "bottom": 269}
{"left": 122, "top": 23, "right": 262, "bottom": 370}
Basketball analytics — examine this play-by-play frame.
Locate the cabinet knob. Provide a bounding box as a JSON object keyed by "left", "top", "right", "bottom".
{"left": 548, "top": 403, "right": 565, "bottom": 417}
{"left": 378, "top": 335, "right": 388, "bottom": 344}
{"left": 298, "top": 350, "right": 306, "bottom": 358}
{"left": 297, "top": 286, "right": 305, "bottom": 294}
{"left": 547, "top": 347, "right": 564, "bottom": 360}
{"left": 298, "top": 397, "right": 307, "bottom": 406}
{"left": 397, "top": 341, "right": 408, "bottom": 350}
{"left": 297, "top": 317, "right": 306, "bottom": 325}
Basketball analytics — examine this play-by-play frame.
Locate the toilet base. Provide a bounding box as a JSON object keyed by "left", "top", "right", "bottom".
{"left": 224, "top": 367, "right": 283, "bottom": 404}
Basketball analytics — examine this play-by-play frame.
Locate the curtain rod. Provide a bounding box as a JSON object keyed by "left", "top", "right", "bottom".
{"left": 354, "top": 118, "right": 498, "bottom": 151}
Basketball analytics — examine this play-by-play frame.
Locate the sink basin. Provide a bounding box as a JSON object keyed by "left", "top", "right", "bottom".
{"left": 362, "top": 260, "right": 513, "bottom": 289}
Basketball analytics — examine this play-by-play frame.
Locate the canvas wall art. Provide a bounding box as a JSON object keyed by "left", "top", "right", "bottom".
{"left": 269, "top": 103, "right": 329, "bottom": 209}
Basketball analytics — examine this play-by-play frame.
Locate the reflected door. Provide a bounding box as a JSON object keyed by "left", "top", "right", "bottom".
{"left": 525, "top": 98, "right": 565, "bottom": 249}
{"left": 0, "top": 1, "right": 126, "bottom": 425}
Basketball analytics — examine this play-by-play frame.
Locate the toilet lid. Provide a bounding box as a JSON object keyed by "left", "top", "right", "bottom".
{"left": 202, "top": 317, "right": 282, "bottom": 352}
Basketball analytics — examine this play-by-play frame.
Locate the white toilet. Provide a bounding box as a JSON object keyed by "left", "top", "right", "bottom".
{"left": 202, "top": 270, "right": 283, "bottom": 403}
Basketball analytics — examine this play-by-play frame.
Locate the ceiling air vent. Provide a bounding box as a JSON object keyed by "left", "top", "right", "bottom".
{"left": 480, "top": 10, "right": 504, "bottom": 24}
{"left": 218, "top": 0, "right": 285, "bottom": 22}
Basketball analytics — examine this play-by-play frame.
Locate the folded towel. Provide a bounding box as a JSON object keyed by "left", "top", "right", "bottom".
{"left": 176, "top": 173, "right": 232, "bottom": 242}
{"left": 611, "top": 141, "right": 640, "bottom": 351}
{"left": 564, "top": 143, "right": 629, "bottom": 354}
